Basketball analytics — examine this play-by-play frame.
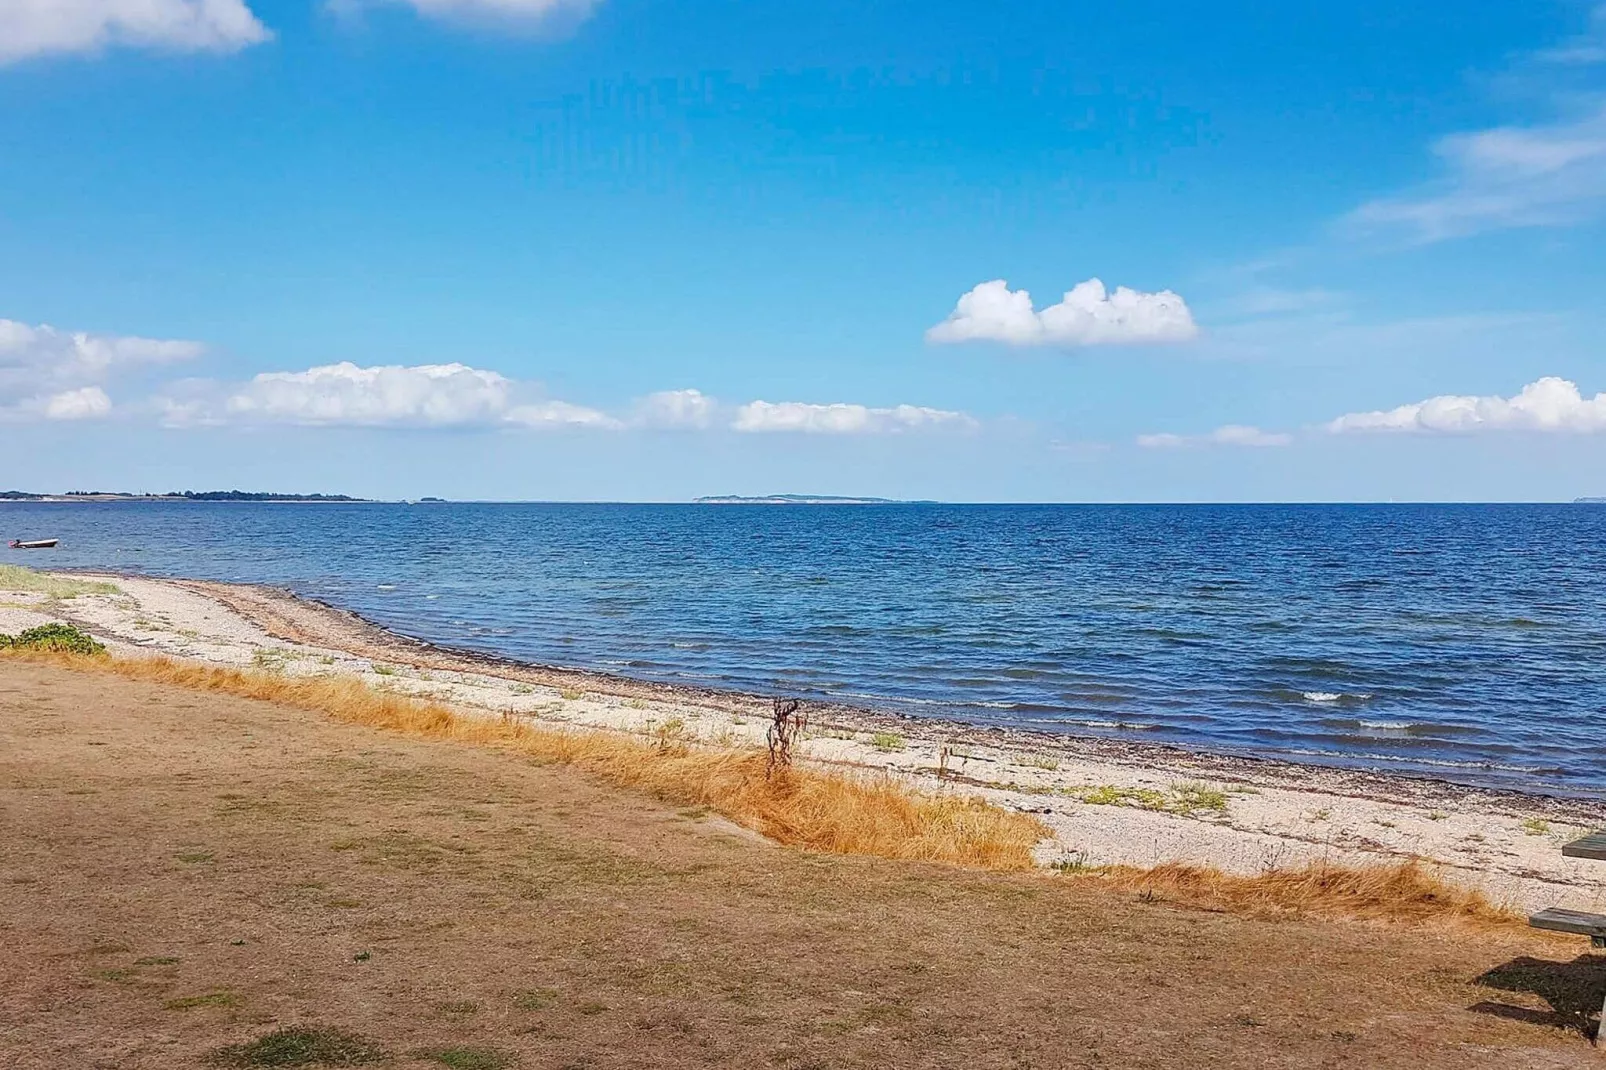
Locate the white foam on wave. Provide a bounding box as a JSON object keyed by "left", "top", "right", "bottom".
{"left": 1301, "top": 691, "right": 1373, "bottom": 703}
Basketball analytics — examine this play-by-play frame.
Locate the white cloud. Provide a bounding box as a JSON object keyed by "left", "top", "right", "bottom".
{"left": 226, "top": 362, "right": 512, "bottom": 427}
{"left": 926, "top": 278, "right": 1198, "bottom": 347}
{"left": 1346, "top": 11, "right": 1606, "bottom": 241}
{"left": 1327, "top": 376, "right": 1606, "bottom": 434}
{"left": 144, "top": 361, "right": 973, "bottom": 438}
{"left": 0, "top": 316, "right": 203, "bottom": 421}
{"left": 43, "top": 386, "right": 113, "bottom": 420}
{"left": 0, "top": 0, "right": 271, "bottom": 64}
{"left": 1349, "top": 106, "right": 1606, "bottom": 240}
{"left": 633, "top": 388, "right": 716, "bottom": 430}
{"left": 167, "top": 360, "right": 616, "bottom": 430}
{"left": 365, "top": 0, "right": 600, "bottom": 27}
{"left": 1136, "top": 425, "right": 1292, "bottom": 449}
{"left": 505, "top": 399, "right": 619, "bottom": 429}
{"left": 732, "top": 400, "right": 976, "bottom": 435}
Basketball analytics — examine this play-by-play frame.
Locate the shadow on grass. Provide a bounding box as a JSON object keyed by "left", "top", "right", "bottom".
{"left": 1470, "top": 955, "right": 1606, "bottom": 1039}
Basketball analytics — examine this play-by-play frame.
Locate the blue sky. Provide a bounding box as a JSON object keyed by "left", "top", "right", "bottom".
{"left": 2, "top": 0, "right": 1605, "bottom": 500}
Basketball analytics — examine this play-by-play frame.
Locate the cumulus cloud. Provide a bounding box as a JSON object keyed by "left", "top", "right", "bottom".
{"left": 732, "top": 400, "right": 976, "bottom": 435}
{"left": 1136, "top": 425, "right": 1292, "bottom": 449}
{"left": 43, "top": 386, "right": 114, "bottom": 420}
{"left": 633, "top": 388, "right": 716, "bottom": 430}
{"left": 225, "top": 362, "right": 513, "bottom": 427}
{"left": 0, "top": 0, "right": 271, "bottom": 64}
{"left": 1327, "top": 376, "right": 1606, "bottom": 434}
{"left": 926, "top": 278, "right": 1198, "bottom": 347}
{"left": 0, "top": 316, "right": 204, "bottom": 421}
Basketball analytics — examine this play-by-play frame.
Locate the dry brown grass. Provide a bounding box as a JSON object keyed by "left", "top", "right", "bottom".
{"left": 6, "top": 650, "right": 1045, "bottom": 871}
{"left": 1097, "top": 858, "right": 1517, "bottom": 928}
{"left": 6, "top": 648, "right": 1528, "bottom": 928}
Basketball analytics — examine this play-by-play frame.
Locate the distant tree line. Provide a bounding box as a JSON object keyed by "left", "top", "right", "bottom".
{"left": 36, "top": 490, "right": 365, "bottom": 501}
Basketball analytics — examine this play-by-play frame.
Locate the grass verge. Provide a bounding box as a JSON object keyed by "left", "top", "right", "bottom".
{"left": 0, "top": 564, "right": 119, "bottom": 599}
{"left": 6, "top": 650, "right": 1047, "bottom": 871}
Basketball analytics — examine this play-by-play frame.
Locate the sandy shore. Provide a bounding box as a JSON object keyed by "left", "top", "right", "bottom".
{"left": 5, "top": 568, "right": 1605, "bottom": 913}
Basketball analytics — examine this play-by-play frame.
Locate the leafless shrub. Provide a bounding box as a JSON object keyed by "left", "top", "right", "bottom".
{"left": 766, "top": 697, "right": 808, "bottom": 778}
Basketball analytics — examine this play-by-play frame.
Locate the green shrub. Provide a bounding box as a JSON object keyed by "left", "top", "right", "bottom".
{"left": 0, "top": 623, "right": 106, "bottom": 655}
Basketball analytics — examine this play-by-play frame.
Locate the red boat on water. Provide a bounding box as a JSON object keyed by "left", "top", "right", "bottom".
{"left": 8, "top": 539, "right": 58, "bottom": 549}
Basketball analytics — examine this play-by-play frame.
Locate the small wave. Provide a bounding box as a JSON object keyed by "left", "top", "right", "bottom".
{"left": 376, "top": 584, "right": 398, "bottom": 591}
{"left": 1028, "top": 717, "right": 1161, "bottom": 732}
{"left": 1301, "top": 690, "right": 1372, "bottom": 704}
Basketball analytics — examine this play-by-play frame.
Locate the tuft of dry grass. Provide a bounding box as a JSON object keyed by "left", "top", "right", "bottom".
{"left": 7, "top": 651, "right": 1046, "bottom": 871}
{"left": 1093, "top": 858, "right": 1517, "bottom": 928}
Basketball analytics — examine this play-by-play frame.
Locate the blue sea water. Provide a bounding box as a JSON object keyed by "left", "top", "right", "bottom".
{"left": 6, "top": 501, "right": 1605, "bottom": 796}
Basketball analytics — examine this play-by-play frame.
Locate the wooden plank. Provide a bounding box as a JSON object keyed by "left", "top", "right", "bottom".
{"left": 1561, "top": 831, "right": 1606, "bottom": 861}
{"left": 1529, "top": 907, "right": 1606, "bottom": 937}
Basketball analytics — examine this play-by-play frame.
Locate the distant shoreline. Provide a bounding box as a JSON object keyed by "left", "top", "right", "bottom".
{"left": 0, "top": 494, "right": 368, "bottom": 504}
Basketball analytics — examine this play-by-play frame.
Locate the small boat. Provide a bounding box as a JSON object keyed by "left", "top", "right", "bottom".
{"left": 9, "top": 539, "right": 58, "bottom": 549}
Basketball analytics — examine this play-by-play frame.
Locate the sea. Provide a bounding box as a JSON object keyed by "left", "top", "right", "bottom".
{"left": 7, "top": 501, "right": 1605, "bottom": 797}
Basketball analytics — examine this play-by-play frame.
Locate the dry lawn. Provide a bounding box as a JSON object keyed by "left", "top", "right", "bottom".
{"left": 2, "top": 659, "right": 1602, "bottom": 1069}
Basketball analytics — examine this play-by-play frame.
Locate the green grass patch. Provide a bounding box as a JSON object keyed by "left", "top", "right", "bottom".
{"left": 0, "top": 565, "right": 118, "bottom": 599}
{"left": 558, "top": 688, "right": 585, "bottom": 701}
{"left": 414, "top": 1047, "right": 513, "bottom": 1070}
{"left": 870, "top": 732, "right": 906, "bottom": 752}
{"left": 1064, "top": 780, "right": 1230, "bottom": 816}
{"left": 1520, "top": 817, "right": 1552, "bottom": 836}
{"left": 135, "top": 956, "right": 180, "bottom": 966}
{"left": 209, "top": 1026, "right": 385, "bottom": 1067}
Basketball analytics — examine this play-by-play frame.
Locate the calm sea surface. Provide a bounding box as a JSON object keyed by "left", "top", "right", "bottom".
{"left": 7, "top": 502, "right": 1605, "bottom": 796}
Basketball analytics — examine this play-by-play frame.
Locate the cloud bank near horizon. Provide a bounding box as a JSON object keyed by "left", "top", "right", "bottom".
{"left": 154, "top": 361, "right": 976, "bottom": 436}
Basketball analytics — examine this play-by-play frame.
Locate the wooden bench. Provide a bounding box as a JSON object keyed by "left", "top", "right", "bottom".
{"left": 1529, "top": 829, "right": 1606, "bottom": 1047}
{"left": 1563, "top": 832, "right": 1606, "bottom": 862}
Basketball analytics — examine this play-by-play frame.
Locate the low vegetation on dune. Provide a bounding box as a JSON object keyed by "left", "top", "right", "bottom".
{"left": 0, "top": 564, "right": 119, "bottom": 599}
{"left": 0, "top": 646, "right": 1524, "bottom": 926}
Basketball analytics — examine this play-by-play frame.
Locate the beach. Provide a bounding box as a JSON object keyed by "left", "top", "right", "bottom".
{"left": 4, "top": 567, "right": 1603, "bottom": 914}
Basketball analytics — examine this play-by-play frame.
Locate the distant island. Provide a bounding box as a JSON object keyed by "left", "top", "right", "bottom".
{"left": 0, "top": 490, "right": 366, "bottom": 502}
{"left": 694, "top": 494, "right": 937, "bottom": 505}
{"left": 1576, "top": 497, "right": 1606, "bottom": 504}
